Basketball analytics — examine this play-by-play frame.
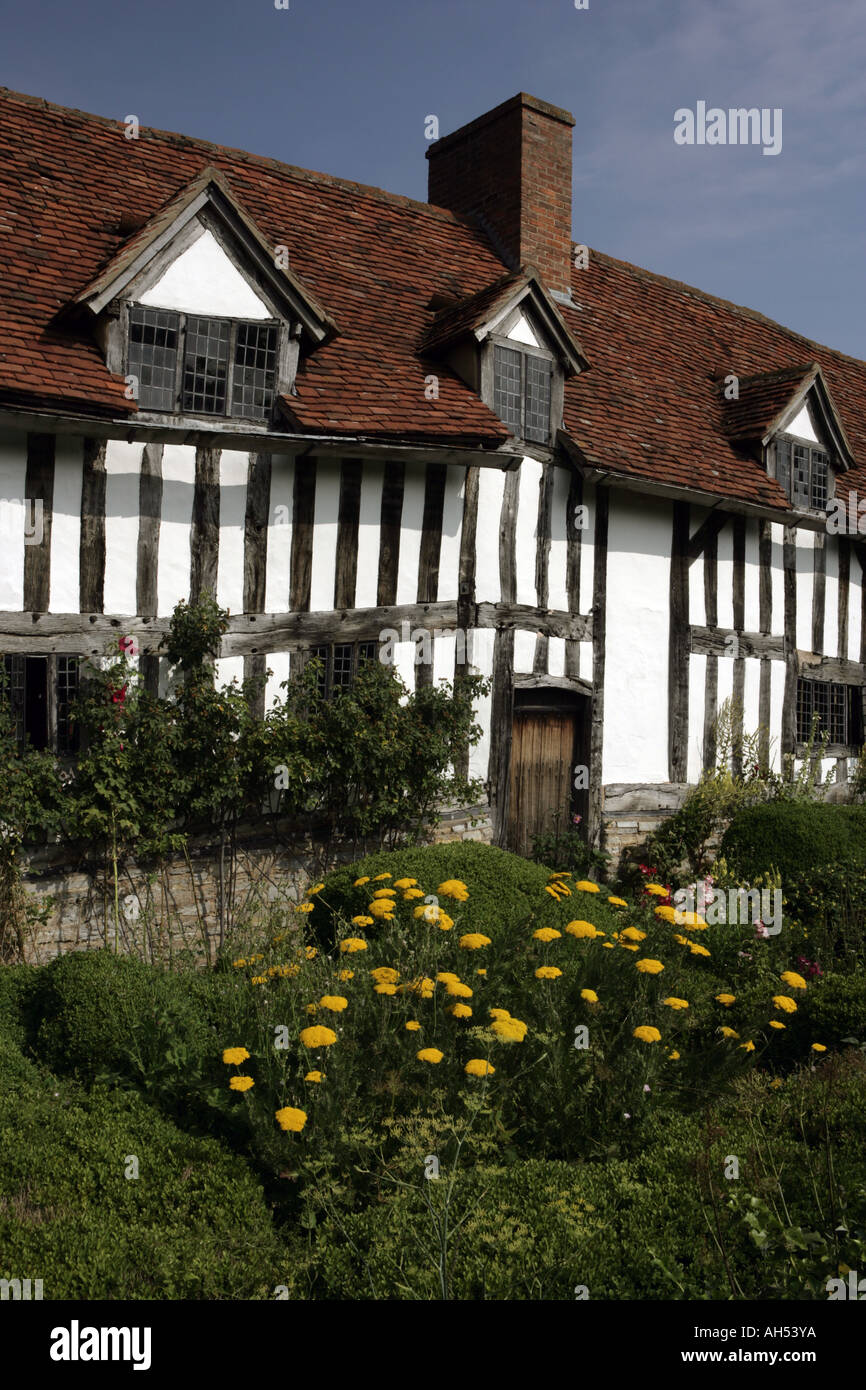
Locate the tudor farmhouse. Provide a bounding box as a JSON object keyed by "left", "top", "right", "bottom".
{"left": 1, "top": 88, "right": 865, "bottom": 858}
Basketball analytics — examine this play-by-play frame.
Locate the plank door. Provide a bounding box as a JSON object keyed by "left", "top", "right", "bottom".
{"left": 505, "top": 706, "right": 578, "bottom": 857}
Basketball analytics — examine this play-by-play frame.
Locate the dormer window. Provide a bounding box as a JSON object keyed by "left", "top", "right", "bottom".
{"left": 127, "top": 306, "right": 279, "bottom": 420}
{"left": 774, "top": 436, "right": 830, "bottom": 512}
{"left": 493, "top": 342, "right": 553, "bottom": 444}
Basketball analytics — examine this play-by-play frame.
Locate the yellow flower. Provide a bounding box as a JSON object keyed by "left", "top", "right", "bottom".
{"left": 229, "top": 1075, "right": 254, "bottom": 1092}
{"left": 622, "top": 927, "right": 646, "bottom": 942}
{"left": 602, "top": 942, "right": 615, "bottom": 949}
{"left": 436, "top": 971, "right": 461, "bottom": 984}
{"left": 372, "top": 887, "right": 397, "bottom": 898}
{"left": 545, "top": 885, "right": 564, "bottom": 899}
{"left": 662, "top": 997, "right": 689, "bottom": 1010}
{"left": 403, "top": 888, "right": 424, "bottom": 900}
{"left": 446, "top": 981, "right": 473, "bottom": 998}
{"left": 676, "top": 911, "right": 707, "bottom": 930}
{"left": 689, "top": 944, "right": 711, "bottom": 958}
{"left": 370, "top": 966, "right": 400, "bottom": 984}
{"left": 372, "top": 873, "right": 392, "bottom": 881}
{"left": 533, "top": 927, "right": 562, "bottom": 942}
{"left": 780, "top": 971, "right": 807, "bottom": 991}
{"left": 489, "top": 1007, "right": 511, "bottom": 1020}
{"left": 304, "top": 1071, "right": 324, "bottom": 1083}
{"left": 295, "top": 902, "right": 315, "bottom": 914}
{"left": 459, "top": 933, "right": 491, "bottom": 949}
{"left": 739, "top": 1041, "right": 756, "bottom": 1052}
{"left": 351, "top": 915, "right": 374, "bottom": 927}
{"left": 575, "top": 880, "right": 600, "bottom": 893}
{"left": 491, "top": 1017, "right": 527, "bottom": 1042}
{"left": 465, "top": 1059, "right": 495, "bottom": 1077}
{"left": 608, "top": 896, "right": 628, "bottom": 907}
{"left": 369, "top": 900, "right": 395, "bottom": 919}
{"left": 353, "top": 876, "right": 370, "bottom": 886}
{"left": 338, "top": 969, "right": 354, "bottom": 982}
{"left": 715, "top": 993, "right": 736, "bottom": 1006}
{"left": 673, "top": 934, "right": 690, "bottom": 946}
{"left": 668, "top": 1050, "right": 680, "bottom": 1060}
{"left": 565, "top": 920, "right": 599, "bottom": 939}
{"left": 222, "top": 1047, "right": 250, "bottom": 1066}
{"left": 405, "top": 976, "right": 435, "bottom": 998}
{"left": 393, "top": 878, "right": 418, "bottom": 889}
{"left": 232, "top": 958, "right": 247, "bottom": 969}
{"left": 305, "top": 1003, "right": 318, "bottom": 1015}
{"left": 654, "top": 905, "right": 678, "bottom": 923}
{"left": 645, "top": 883, "right": 669, "bottom": 896}
{"left": 375, "top": 983, "right": 398, "bottom": 995}
{"left": 251, "top": 975, "right": 267, "bottom": 985}
{"left": 299, "top": 1026, "right": 337, "bottom": 1048}
{"left": 633, "top": 1026, "right": 661, "bottom": 1043}
{"left": 477, "top": 967, "right": 487, "bottom": 976}
{"left": 417, "top": 1048, "right": 444, "bottom": 1064}
{"left": 770, "top": 1078, "right": 783, "bottom": 1087}
{"left": 277, "top": 964, "right": 300, "bottom": 979}
{"left": 450, "top": 1003, "right": 472, "bottom": 1019}
{"left": 318, "top": 995, "right": 348, "bottom": 1012}
{"left": 769, "top": 1020, "right": 785, "bottom": 1030}
{"left": 580, "top": 988, "right": 599, "bottom": 1003}
{"left": 438, "top": 879, "right": 469, "bottom": 901}
{"left": 535, "top": 966, "right": 562, "bottom": 980}
{"left": 636, "top": 958, "right": 664, "bottom": 975}
{"left": 718, "top": 1026, "right": 740, "bottom": 1039}
{"left": 772, "top": 995, "right": 797, "bottom": 1014}
{"left": 405, "top": 1020, "right": 421, "bottom": 1032}
{"left": 275, "top": 1106, "right": 307, "bottom": 1132}
{"left": 620, "top": 943, "right": 639, "bottom": 952}
{"left": 305, "top": 946, "right": 317, "bottom": 959}
{"left": 811, "top": 1043, "right": 827, "bottom": 1053}
{"left": 438, "top": 913, "right": 455, "bottom": 931}
{"left": 340, "top": 938, "right": 368, "bottom": 954}
{"left": 308, "top": 882, "right": 325, "bottom": 895}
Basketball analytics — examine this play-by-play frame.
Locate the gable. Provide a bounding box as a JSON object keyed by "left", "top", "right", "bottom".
{"left": 138, "top": 226, "right": 272, "bottom": 320}
{"left": 505, "top": 312, "right": 541, "bottom": 348}
{"left": 777, "top": 399, "right": 820, "bottom": 445}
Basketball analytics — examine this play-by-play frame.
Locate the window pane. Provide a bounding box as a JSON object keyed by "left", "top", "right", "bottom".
{"left": 182, "top": 317, "right": 230, "bottom": 415}
{"left": 332, "top": 644, "right": 354, "bottom": 690}
{"left": 775, "top": 439, "right": 790, "bottom": 498}
{"left": 792, "top": 444, "right": 810, "bottom": 508}
{"left": 810, "top": 450, "right": 829, "bottom": 511}
{"left": 829, "top": 682, "right": 847, "bottom": 744}
{"left": 3, "top": 654, "right": 25, "bottom": 746}
{"left": 493, "top": 345, "right": 522, "bottom": 432}
{"left": 796, "top": 678, "right": 813, "bottom": 742}
{"left": 128, "top": 306, "right": 180, "bottom": 411}
{"left": 525, "top": 355, "right": 552, "bottom": 443}
{"left": 232, "top": 322, "right": 278, "bottom": 419}
{"left": 57, "top": 655, "right": 80, "bottom": 755}
{"left": 357, "top": 641, "right": 378, "bottom": 667}
{"left": 310, "top": 645, "right": 329, "bottom": 698}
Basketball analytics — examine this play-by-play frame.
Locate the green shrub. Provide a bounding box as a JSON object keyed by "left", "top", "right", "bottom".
{"left": 721, "top": 803, "right": 866, "bottom": 882}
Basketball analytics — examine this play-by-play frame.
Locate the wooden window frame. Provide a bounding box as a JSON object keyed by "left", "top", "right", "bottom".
{"left": 305, "top": 640, "right": 384, "bottom": 699}
{"left": 2, "top": 653, "right": 81, "bottom": 757}
{"left": 481, "top": 328, "right": 563, "bottom": 451}
{"left": 771, "top": 433, "right": 835, "bottom": 514}
{"left": 795, "top": 675, "right": 863, "bottom": 755}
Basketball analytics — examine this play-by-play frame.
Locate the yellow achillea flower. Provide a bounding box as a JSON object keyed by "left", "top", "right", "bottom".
{"left": 533, "top": 927, "right": 561, "bottom": 942}
{"left": 230, "top": 1076, "right": 254, "bottom": 1092}
{"left": 308, "top": 882, "right": 325, "bottom": 895}
{"left": 222, "top": 1047, "right": 250, "bottom": 1066}
{"left": 602, "top": 942, "right": 615, "bottom": 949}
{"left": 369, "top": 900, "right": 395, "bottom": 919}
{"left": 739, "top": 1041, "right": 756, "bottom": 1052}
{"left": 780, "top": 971, "right": 807, "bottom": 991}
{"left": 353, "top": 876, "right": 370, "bottom": 886}
{"left": 465, "top": 1059, "right": 495, "bottom": 1077}
{"left": 769, "top": 1020, "right": 785, "bottom": 1030}
{"left": 319, "top": 995, "right": 348, "bottom": 1012}
{"left": 437, "top": 913, "right": 455, "bottom": 931}
{"left": 370, "top": 966, "right": 400, "bottom": 984}
{"left": 491, "top": 1017, "right": 527, "bottom": 1042}
{"left": 403, "top": 889, "right": 424, "bottom": 900}
{"left": 715, "top": 993, "right": 736, "bottom": 1006}
{"left": 636, "top": 958, "right": 664, "bottom": 975}
{"left": 645, "top": 884, "right": 669, "bottom": 897}
{"left": 545, "top": 884, "right": 564, "bottom": 899}
{"left": 305, "top": 1071, "right": 324, "bottom": 1083}
{"left": 676, "top": 911, "right": 707, "bottom": 929}
{"left": 450, "top": 1003, "right": 472, "bottom": 1019}
{"left": 405, "top": 1020, "right": 421, "bottom": 1031}
{"left": 372, "top": 887, "right": 397, "bottom": 898}
{"left": 446, "top": 981, "right": 473, "bottom": 998}
{"left": 375, "top": 983, "right": 397, "bottom": 995}
{"left": 719, "top": 1026, "right": 740, "bottom": 1039}
{"left": 338, "top": 969, "right": 354, "bottom": 982}
{"left": 340, "top": 938, "right": 368, "bottom": 954}
{"left": 275, "top": 1106, "right": 307, "bottom": 1132}
{"left": 622, "top": 927, "right": 646, "bottom": 942}
{"left": 773, "top": 995, "right": 797, "bottom": 1014}
{"left": 276, "top": 964, "right": 300, "bottom": 979}
{"left": 299, "top": 1026, "right": 337, "bottom": 1048}
{"left": 351, "top": 915, "right": 374, "bottom": 927}
{"left": 477, "top": 967, "right": 487, "bottom": 976}
{"left": 690, "top": 944, "right": 711, "bottom": 958}
{"left": 305, "top": 1003, "right": 318, "bottom": 1015}
{"left": 295, "top": 902, "right": 315, "bottom": 914}
{"left": 459, "top": 933, "right": 491, "bottom": 949}
{"left": 654, "top": 905, "right": 678, "bottom": 923}
{"left": 633, "top": 1026, "right": 662, "bottom": 1043}
{"left": 608, "top": 896, "right": 628, "bottom": 907}
{"left": 251, "top": 975, "right": 267, "bottom": 985}
{"left": 811, "top": 1043, "right": 827, "bottom": 1053}
{"left": 565, "top": 920, "right": 599, "bottom": 939}
{"left": 232, "top": 958, "right": 247, "bottom": 968}
{"left": 372, "top": 873, "right": 392, "bottom": 881}
{"left": 673, "top": 934, "right": 690, "bottom": 946}
{"left": 393, "top": 877, "right": 417, "bottom": 889}
{"left": 436, "top": 971, "right": 461, "bottom": 984}
{"left": 662, "top": 997, "right": 689, "bottom": 1010}
{"left": 417, "top": 1048, "right": 444, "bottom": 1064}
{"left": 405, "top": 976, "right": 435, "bottom": 998}
{"left": 489, "top": 1007, "right": 511, "bottom": 1020}
{"left": 249, "top": 954, "right": 265, "bottom": 963}
{"left": 305, "top": 946, "right": 318, "bottom": 959}
{"left": 668, "top": 1050, "right": 680, "bottom": 1060}
{"left": 575, "top": 880, "right": 600, "bottom": 893}
{"left": 535, "top": 966, "right": 562, "bottom": 980}
{"left": 770, "top": 1078, "right": 783, "bottom": 1087}
{"left": 580, "top": 988, "right": 599, "bottom": 1003}
{"left": 620, "top": 943, "right": 639, "bottom": 952}
{"left": 438, "top": 879, "right": 469, "bottom": 902}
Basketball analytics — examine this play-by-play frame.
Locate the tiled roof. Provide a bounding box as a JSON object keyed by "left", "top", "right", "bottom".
{"left": 721, "top": 364, "right": 817, "bottom": 440}
{"left": 1, "top": 87, "right": 865, "bottom": 507}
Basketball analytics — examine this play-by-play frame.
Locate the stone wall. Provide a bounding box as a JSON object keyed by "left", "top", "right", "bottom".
{"left": 601, "top": 782, "right": 690, "bottom": 868}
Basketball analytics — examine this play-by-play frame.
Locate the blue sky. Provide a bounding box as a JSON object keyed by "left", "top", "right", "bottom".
{"left": 2, "top": 0, "right": 864, "bottom": 357}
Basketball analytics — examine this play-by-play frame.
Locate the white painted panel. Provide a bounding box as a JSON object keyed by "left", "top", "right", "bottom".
{"left": 781, "top": 401, "right": 819, "bottom": 442}
{"left": 602, "top": 495, "right": 670, "bottom": 783}
{"left": 515, "top": 457, "right": 542, "bottom": 607}
{"left": 744, "top": 519, "right": 760, "bottom": 632}
{"left": 355, "top": 461, "right": 384, "bottom": 609}
{"left": 823, "top": 541, "right": 838, "bottom": 658}
{"left": 433, "top": 629, "right": 456, "bottom": 686}
{"left": 215, "top": 656, "right": 244, "bottom": 689}
{"left": 104, "top": 440, "right": 142, "bottom": 616}
{"left": 578, "top": 640, "right": 593, "bottom": 683}
{"left": 548, "top": 635, "right": 565, "bottom": 677}
{"left": 140, "top": 228, "right": 271, "bottom": 318}
{"left": 310, "top": 466, "right": 341, "bottom": 612}
{"left": 795, "top": 529, "right": 814, "bottom": 651}
{"left": 716, "top": 651, "right": 734, "bottom": 730}
{"left": 467, "top": 628, "right": 495, "bottom": 782}
{"left": 392, "top": 640, "right": 416, "bottom": 699}
{"left": 770, "top": 523, "right": 786, "bottom": 636}
{"left": 475, "top": 469, "right": 504, "bottom": 604}
{"left": 688, "top": 519, "right": 707, "bottom": 628}
{"left": 437, "top": 465, "right": 464, "bottom": 603}
{"left": 687, "top": 652, "right": 707, "bottom": 783}
{"left": 265, "top": 651, "right": 291, "bottom": 710}
{"left": 743, "top": 656, "right": 761, "bottom": 748}
{"left": 158, "top": 444, "right": 195, "bottom": 617}
{"left": 395, "top": 469, "right": 426, "bottom": 606}
{"left": 716, "top": 522, "right": 734, "bottom": 631}
{"left": 849, "top": 549, "right": 863, "bottom": 661}
{"left": 506, "top": 312, "right": 539, "bottom": 347}
{"left": 0, "top": 437, "right": 27, "bottom": 608}
{"left": 49, "top": 437, "right": 83, "bottom": 613}
{"left": 769, "top": 660, "right": 785, "bottom": 771}
{"left": 578, "top": 485, "right": 594, "bottom": 617}
{"left": 265, "top": 455, "right": 294, "bottom": 614}
{"left": 217, "top": 450, "right": 248, "bottom": 615}
{"left": 548, "top": 467, "right": 570, "bottom": 611}
{"left": 513, "top": 629, "right": 535, "bottom": 674}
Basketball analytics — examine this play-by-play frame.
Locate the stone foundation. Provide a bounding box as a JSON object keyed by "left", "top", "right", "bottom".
{"left": 601, "top": 782, "right": 690, "bottom": 868}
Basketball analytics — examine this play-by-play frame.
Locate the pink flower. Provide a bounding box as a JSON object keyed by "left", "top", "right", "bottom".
{"left": 118, "top": 635, "right": 139, "bottom": 657}
{"left": 643, "top": 1084, "right": 651, "bottom": 1093}
{"left": 754, "top": 921, "right": 770, "bottom": 940}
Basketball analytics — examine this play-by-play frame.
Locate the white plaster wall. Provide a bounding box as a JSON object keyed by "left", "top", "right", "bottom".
{"left": 437, "top": 465, "right": 464, "bottom": 603}
{"left": 515, "top": 457, "right": 542, "bottom": 607}
{"left": 506, "top": 312, "right": 539, "bottom": 347}
{"left": 823, "top": 541, "right": 839, "bottom": 658}
{"left": 355, "top": 462, "right": 384, "bottom": 610}
{"left": 433, "top": 629, "right": 457, "bottom": 686}
{"left": 688, "top": 507, "right": 708, "bottom": 629}
{"left": 0, "top": 433, "right": 27, "bottom": 609}
{"left": 716, "top": 651, "right": 734, "bottom": 720}
{"left": 215, "top": 655, "right": 244, "bottom": 689}
{"left": 392, "top": 639, "right": 417, "bottom": 700}
{"left": 795, "top": 529, "right": 814, "bottom": 651}
{"left": 743, "top": 656, "right": 761, "bottom": 749}
{"left": 140, "top": 227, "right": 271, "bottom": 319}
{"left": 309, "top": 466, "right": 341, "bottom": 611}
{"left": 744, "top": 519, "right": 761, "bottom": 632}
{"left": 395, "top": 469, "right": 426, "bottom": 606}
{"left": 49, "top": 437, "right": 83, "bottom": 614}
{"left": 687, "top": 652, "right": 707, "bottom": 782}
{"left": 782, "top": 401, "right": 819, "bottom": 443}
{"left": 475, "top": 469, "right": 504, "bottom": 604}
{"left": 850, "top": 549, "right": 864, "bottom": 661}
{"left": 216, "top": 450, "right": 248, "bottom": 615}
{"left": 579, "top": 640, "right": 593, "bottom": 684}
{"left": 602, "top": 495, "right": 671, "bottom": 783}
{"left": 467, "top": 627, "right": 495, "bottom": 782}
{"left": 578, "top": 485, "right": 594, "bottom": 622}
{"left": 547, "top": 467, "right": 570, "bottom": 611}
{"left": 769, "top": 660, "right": 786, "bottom": 772}
{"left": 265, "top": 651, "right": 291, "bottom": 710}
{"left": 770, "top": 523, "right": 786, "bottom": 637}
{"left": 513, "top": 629, "right": 536, "bottom": 674}
{"left": 265, "top": 455, "right": 294, "bottom": 614}
{"left": 716, "top": 522, "right": 734, "bottom": 631}
{"left": 104, "top": 440, "right": 142, "bottom": 615}
{"left": 548, "top": 635, "right": 566, "bottom": 676}
{"left": 157, "top": 444, "right": 195, "bottom": 617}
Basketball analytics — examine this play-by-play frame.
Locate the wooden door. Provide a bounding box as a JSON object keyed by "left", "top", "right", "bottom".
{"left": 505, "top": 707, "right": 577, "bottom": 857}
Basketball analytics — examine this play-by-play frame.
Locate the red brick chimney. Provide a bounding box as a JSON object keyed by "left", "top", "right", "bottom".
{"left": 426, "top": 93, "right": 575, "bottom": 300}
